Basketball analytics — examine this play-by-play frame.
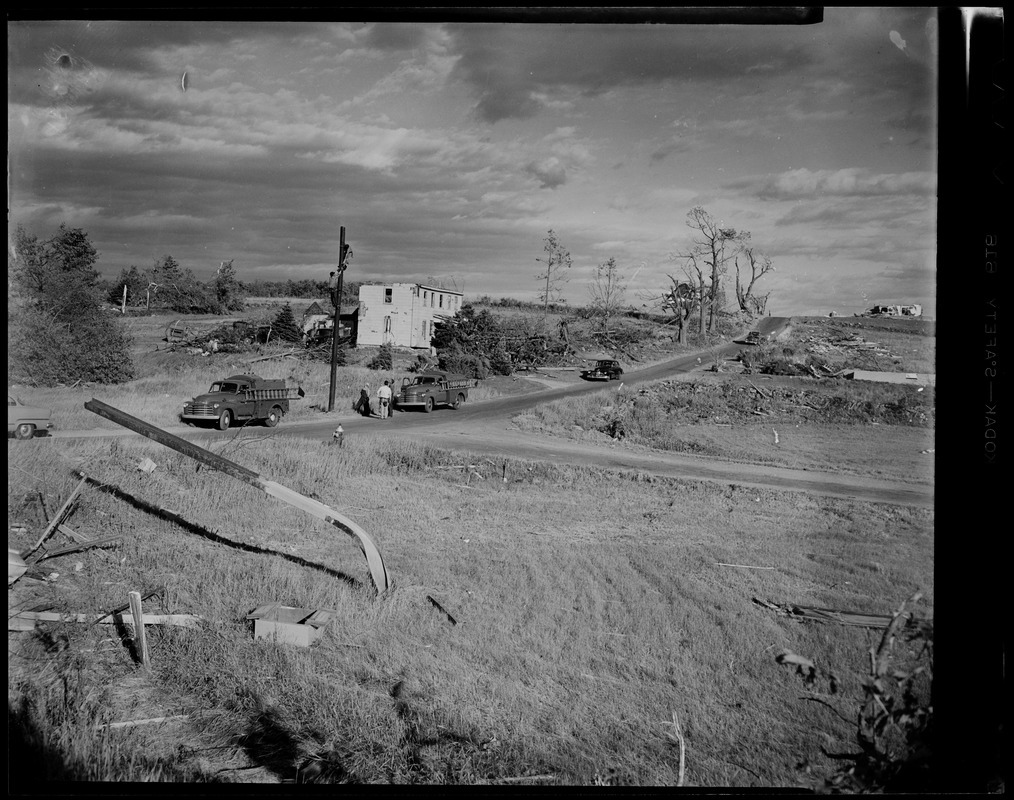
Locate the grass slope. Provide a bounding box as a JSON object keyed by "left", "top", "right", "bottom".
{"left": 9, "top": 435, "right": 932, "bottom": 786}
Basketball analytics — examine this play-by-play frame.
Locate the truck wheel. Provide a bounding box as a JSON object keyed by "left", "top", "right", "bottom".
{"left": 265, "top": 406, "right": 281, "bottom": 427}
{"left": 15, "top": 423, "right": 35, "bottom": 440}
{"left": 217, "top": 410, "right": 233, "bottom": 431}
{"left": 451, "top": 393, "right": 465, "bottom": 409}
{"left": 423, "top": 397, "right": 434, "bottom": 413}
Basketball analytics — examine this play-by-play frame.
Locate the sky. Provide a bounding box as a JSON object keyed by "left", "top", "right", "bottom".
{"left": 8, "top": 10, "right": 939, "bottom": 317}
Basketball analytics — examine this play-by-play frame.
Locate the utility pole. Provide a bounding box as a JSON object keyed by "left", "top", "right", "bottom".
{"left": 327, "top": 226, "right": 349, "bottom": 412}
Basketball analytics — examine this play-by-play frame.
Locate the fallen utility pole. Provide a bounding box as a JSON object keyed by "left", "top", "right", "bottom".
{"left": 83, "top": 399, "right": 390, "bottom": 594}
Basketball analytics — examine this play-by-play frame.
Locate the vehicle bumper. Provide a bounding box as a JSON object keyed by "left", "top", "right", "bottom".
{"left": 181, "top": 412, "right": 220, "bottom": 421}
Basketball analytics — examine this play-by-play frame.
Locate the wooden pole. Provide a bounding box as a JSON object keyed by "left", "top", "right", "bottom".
{"left": 82, "top": 399, "right": 390, "bottom": 594}
{"left": 129, "top": 591, "right": 149, "bottom": 668}
{"left": 121, "top": 284, "right": 128, "bottom": 314}
{"left": 328, "top": 225, "right": 346, "bottom": 413}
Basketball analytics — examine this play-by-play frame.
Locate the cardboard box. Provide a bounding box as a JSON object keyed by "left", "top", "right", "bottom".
{"left": 246, "top": 603, "right": 335, "bottom": 647}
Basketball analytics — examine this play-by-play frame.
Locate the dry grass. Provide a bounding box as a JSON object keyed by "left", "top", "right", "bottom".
{"left": 8, "top": 434, "right": 933, "bottom": 786}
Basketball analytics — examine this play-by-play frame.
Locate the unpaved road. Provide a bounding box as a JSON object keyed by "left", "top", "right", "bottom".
{"left": 51, "top": 318, "right": 932, "bottom": 508}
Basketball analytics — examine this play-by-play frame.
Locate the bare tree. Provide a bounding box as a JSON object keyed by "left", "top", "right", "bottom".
{"left": 734, "top": 247, "right": 775, "bottom": 316}
{"left": 640, "top": 257, "right": 702, "bottom": 345}
{"left": 588, "top": 257, "right": 628, "bottom": 332}
{"left": 535, "top": 229, "right": 572, "bottom": 322}
{"left": 661, "top": 275, "right": 699, "bottom": 345}
{"left": 684, "top": 207, "right": 748, "bottom": 333}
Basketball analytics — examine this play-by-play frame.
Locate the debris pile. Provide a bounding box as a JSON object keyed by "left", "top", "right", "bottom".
{"left": 801, "top": 332, "right": 896, "bottom": 360}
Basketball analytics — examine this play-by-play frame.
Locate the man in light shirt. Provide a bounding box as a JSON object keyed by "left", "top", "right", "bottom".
{"left": 377, "top": 380, "right": 392, "bottom": 419}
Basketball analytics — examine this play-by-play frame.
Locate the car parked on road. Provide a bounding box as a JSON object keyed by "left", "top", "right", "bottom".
{"left": 8, "top": 394, "right": 54, "bottom": 439}
{"left": 580, "top": 359, "right": 624, "bottom": 381}
{"left": 735, "top": 331, "right": 764, "bottom": 345}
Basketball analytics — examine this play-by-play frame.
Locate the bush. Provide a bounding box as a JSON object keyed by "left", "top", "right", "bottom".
{"left": 10, "top": 225, "right": 135, "bottom": 385}
{"left": 439, "top": 351, "right": 489, "bottom": 380}
{"left": 367, "top": 342, "right": 393, "bottom": 370}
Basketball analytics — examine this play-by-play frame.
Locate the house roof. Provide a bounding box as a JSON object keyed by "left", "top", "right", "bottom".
{"left": 303, "top": 301, "right": 360, "bottom": 318}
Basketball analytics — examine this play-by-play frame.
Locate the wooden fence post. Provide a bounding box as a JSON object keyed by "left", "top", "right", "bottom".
{"left": 128, "top": 591, "right": 149, "bottom": 668}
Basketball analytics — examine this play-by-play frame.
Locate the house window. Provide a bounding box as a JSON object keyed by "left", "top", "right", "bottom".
{"left": 439, "top": 295, "right": 443, "bottom": 308}
{"left": 384, "top": 288, "right": 393, "bottom": 304}
{"left": 384, "top": 316, "right": 392, "bottom": 333}
{"left": 430, "top": 294, "right": 435, "bottom": 308}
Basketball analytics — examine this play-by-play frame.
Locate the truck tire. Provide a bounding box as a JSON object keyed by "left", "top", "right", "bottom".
{"left": 15, "top": 423, "right": 35, "bottom": 440}
{"left": 265, "top": 406, "right": 282, "bottom": 427}
{"left": 423, "top": 397, "right": 434, "bottom": 413}
{"left": 217, "top": 410, "right": 233, "bottom": 431}
{"left": 451, "top": 393, "right": 465, "bottom": 409}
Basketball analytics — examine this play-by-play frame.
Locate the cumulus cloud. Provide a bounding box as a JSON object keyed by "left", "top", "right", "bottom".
{"left": 524, "top": 157, "right": 567, "bottom": 189}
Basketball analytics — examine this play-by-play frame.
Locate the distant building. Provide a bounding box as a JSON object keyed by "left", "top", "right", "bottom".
{"left": 357, "top": 283, "right": 464, "bottom": 349}
{"left": 867, "top": 304, "right": 922, "bottom": 317}
{"left": 301, "top": 301, "right": 359, "bottom": 345}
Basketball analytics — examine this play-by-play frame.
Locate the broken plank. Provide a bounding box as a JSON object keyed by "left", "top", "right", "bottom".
{"left": 38, "top": 534, "right": 123, "bottom": 560}
{"left": 23, "top": 478, "right": 88, "bottom": 560}
{"left": 57, "top": 524, "right": 92, "bottom": 544}
{"left": 752, "top": 597, "right": 903, "bottom": 629}
{"left": 9, "top": 611, "right": 203, "bottom": 631}
{"left": 98, "top": 715, "right": 189, "bottom": 730}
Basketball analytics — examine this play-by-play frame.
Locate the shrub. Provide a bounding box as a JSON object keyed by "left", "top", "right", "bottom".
{"left": 439, "top": 351, "right": 489, "bottom": 380}
{"left": 10, "top": 225, "right": 135, "bottom": 385}
{"left": 367, "top": 342, "right": 393, "bottom": 370}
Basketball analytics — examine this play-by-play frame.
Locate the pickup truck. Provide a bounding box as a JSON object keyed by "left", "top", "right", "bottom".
{"left": 181, "top": 374, "right": 301, "bottom": 430}
{"left": 393, "top": 371, "right": 477, "bottom": 412}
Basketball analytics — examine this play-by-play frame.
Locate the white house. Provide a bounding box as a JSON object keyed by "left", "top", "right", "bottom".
{"left": 357, "top": 283, "right": 464, "bottom": 349}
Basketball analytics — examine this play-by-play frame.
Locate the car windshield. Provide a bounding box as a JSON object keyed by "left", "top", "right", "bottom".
{"left": 210, "top": 382, "right": 241, "bottom": 393}
{"left": 412, "top": 377, "right": 436, "bottom": 386}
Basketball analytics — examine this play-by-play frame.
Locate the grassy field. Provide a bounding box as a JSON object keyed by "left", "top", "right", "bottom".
{"left": 8, "top": 307, "right": 934, "bottom": 786}
{"left": 9, "top": 434, "right": 933, "bottom": 787}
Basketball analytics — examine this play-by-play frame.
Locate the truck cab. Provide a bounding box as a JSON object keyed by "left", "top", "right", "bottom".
{"left": 394, "top": 371, "right": 476, "bottom": 412}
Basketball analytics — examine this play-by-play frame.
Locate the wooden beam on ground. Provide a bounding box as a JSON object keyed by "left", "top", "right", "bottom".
{"left": 37, "top": 534, "right": 123, "bottom": 560}
{"left": 8, "top": 611, "right": 203, "bottom": 632}
{"left": 23, "top": 478, "right": 88, "bottom": 561}
{"left": 83, "top": 399, "right": 390, "bottom": 595}
{"left": 57, "top": 524, "right": 92, "bottom": 544}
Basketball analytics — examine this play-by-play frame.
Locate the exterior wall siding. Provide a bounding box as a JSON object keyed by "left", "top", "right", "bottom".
{"left": 357, "top": 283, "right": 463, "bottom": 348}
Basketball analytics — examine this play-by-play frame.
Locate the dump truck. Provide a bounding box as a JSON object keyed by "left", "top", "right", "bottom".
{"left": 181, "top": 374, "right": 302, "bottom": 430}
{"left": 393, "top": 371, "right": 477, "bottom": 412}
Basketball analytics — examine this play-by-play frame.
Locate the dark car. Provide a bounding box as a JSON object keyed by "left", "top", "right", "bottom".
{"left": 735, "top": 331, "right": 764, "bottom": 346}
{"left": 581, "top": 359, "right": 623, "bottom": 381}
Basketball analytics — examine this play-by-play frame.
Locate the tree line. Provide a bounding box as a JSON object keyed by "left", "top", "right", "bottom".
{"left": 531, "top": 207, "right": 775, "bottom": 345}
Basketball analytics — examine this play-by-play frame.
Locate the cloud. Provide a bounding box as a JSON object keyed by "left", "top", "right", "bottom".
{"left": 731, "top": 168, "right": 936, "bottom": 200}
{"left": 524, "top": 157, "right": 567, "bottom": 189}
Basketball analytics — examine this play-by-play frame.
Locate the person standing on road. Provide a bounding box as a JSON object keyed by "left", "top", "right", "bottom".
{"left": 377, "top": 380, "right": 393, "bottom": 420}
{"left": 353, "top": 386, "right": 372, "bottom": 417}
